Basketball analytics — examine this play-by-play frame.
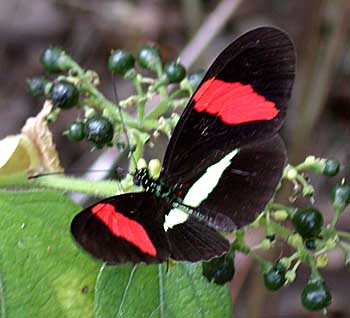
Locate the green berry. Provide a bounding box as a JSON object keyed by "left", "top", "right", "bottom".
{"left": 275, "top": 262, "right": 287, "bottom": 273}
{"left": 27, "top": 77, "right": 50, "bottom": 97}
{"left": 164, "top": 62, "right": 186, "bottom": 83}
{"left": 332, "top": 183, "right": 350, "bottom": 212}
{"left": 202, "top": 253, "right": 235, "bottom": 285}
{"left": 266, "top": 234, "right": 275, "bottom": 242}
{"left": 188, "top": 71, "right": 205, "bottom": 89}
{"left": 301, "top": 280, "right": 332, "bottom": 311}
{"left": 84, "top": 116, "right": 114, "bottom": 147}
{"left": 305, "top": 239, "right": 317, "bottom": 250}
{"left": 263, "top": 264, "right": 286, "bottom": 291}
{"left": 292, "top": 208, "right": 323, "bottom": 239}
{"left": 323, "top": 159, "right": 340, "bottom": 176}
{"left": 136, "top": 45, "right": 161, "bottom": 71}
{"left": 108, "top": 50, "right": 135, "bottom": 75}
{"left": 50, "top": 81, "right": 79, "bottom": 109}
{"left": 40, "top": 46, "right": 67, "bottom": 73}
{"left": 66, "top": 121, "right": 85, "bottom": 141}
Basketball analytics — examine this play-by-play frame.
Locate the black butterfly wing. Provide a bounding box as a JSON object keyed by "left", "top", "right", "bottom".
{"left": 71, "top": 27, "right": 295, "bottom": 264}
{"left": 194, "top": 135, "right": 286, "bottom": 229}
{"left": 161, "top": 27, "right": 295, "bottom": 186}
{"left": 167, "top": 217, "right": 230, "bottom": 262}
{"left": 71, "top": 192, "right": 171, "bottom": 264}
{"left": 71, "top": 192, "right": 230, "bottom": 263}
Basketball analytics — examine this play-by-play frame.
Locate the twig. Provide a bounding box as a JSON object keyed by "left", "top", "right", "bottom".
{"left": 180, "top": 0, "right": 243, "bottom": 68}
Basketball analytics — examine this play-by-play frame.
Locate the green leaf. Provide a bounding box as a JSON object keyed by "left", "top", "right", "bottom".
{"left": 95, "top": 262, "right": 232, "bottom": 318}
{"left": 0, "top": 190, "right": 100, "bottom": 318}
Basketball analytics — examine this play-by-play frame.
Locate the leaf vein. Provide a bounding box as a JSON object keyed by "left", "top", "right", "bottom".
{"left": 0, "top": 271, "right": 6, "bottom": 318}
{"left": 116, "top": 265, "right": 138, "bottom": 318}
{"left": 157, "top": 264, "right": 164, "bottom": 318}
{"left": 178, "top": 263, "right": 205, "bottom": 318}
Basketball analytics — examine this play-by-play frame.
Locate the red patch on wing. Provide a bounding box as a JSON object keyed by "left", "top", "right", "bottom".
{"left": 91, "top": 203, "right": 157, "bottom": 256}
{"left": 193, "top": 78, "right": 278, "bottom": 125}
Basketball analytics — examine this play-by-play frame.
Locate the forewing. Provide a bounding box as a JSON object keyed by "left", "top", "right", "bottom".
{"left": 162, "top": 27, "right": 295, "bottom": 186}
{"left": 71, "top": 193, "right": 171, "bottom": 264}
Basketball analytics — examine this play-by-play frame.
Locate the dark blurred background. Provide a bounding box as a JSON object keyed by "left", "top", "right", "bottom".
{"left": 1, "top": 0, "right": 349, "bottom": 317}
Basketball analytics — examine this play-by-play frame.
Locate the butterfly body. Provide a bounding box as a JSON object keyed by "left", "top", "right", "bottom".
{"left": 71, "top": 27, "right": 296, "bottom": 264}
{"left": 133, "top": 168, "right": 178, "bottom": 204}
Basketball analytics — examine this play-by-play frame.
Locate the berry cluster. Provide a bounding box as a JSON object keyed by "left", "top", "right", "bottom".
{"left": 28, "top": 45, "right": 203, "bottom": 152}
{"left": 203, "top": 157, "right": 350, "bottom": 312}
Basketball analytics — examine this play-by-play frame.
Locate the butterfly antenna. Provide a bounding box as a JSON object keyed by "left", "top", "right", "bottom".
{"left": 28, "top": 169, "right": 121, "bottom": 179}
{"left": 111, "top": 74, "right": 138, "bottom": 170}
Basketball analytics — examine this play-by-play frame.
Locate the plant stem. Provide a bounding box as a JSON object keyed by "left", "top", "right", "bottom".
{"left": 169, "top": 89, "right": 190, "bottom": 99}
{"left": 81, "top": 85, "right": 134, "bottom": 124}
{"left": 266, "top": 220, "right": 293, "bottom": 241}
{"left": 65, "top": 57, "right": 141, "bottom": 130}
{"left": 28, "top": 175, "right": 135, "bottom": 197}
{"left": 248, "top": 250, "right": 270, "bottom": 272}
{"left": 330, "top": 207, "right": 343, "bottom": 228}
{"left": 145, "top": 99, "right": 170, "bottom": 120}
{"left": 268, "top": 202, "right": 295, "bottom": 215}
{"left": 337, "top": 231, "right": 350, "bottom": 240}
{"left": 133, "top": 77, "right": 146, "bottom": 122}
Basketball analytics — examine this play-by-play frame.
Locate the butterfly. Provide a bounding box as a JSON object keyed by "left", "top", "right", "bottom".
{"left": 71, "top": 27, "right": 296, "bottom": 264}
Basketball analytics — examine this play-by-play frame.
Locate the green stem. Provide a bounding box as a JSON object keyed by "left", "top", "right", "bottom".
{"left": 268, "top": 203, "right": 295, "bottom": 216}
{"left": 81, "top": 85, "right": 134, "bottom": 124}
{"left": 29, "top": 175, "right": 134, "bottom": 197}
{"left": 145, "top": 99, "right": 170, "bottom": 120}
{"left": 249, "top": 250, "right": 271, "bottom": 271}
{"left": 295, "top": 174, "right": 314, "bottom": 196}
{"left": 128, "top": 130, "right": 148, "bottom": 172}
{"left": 133, "top": 77, "right": 146, "bottom": 122}
{"left": 142, "top": 118, "right": 162, "bottom": 130}
{"left": 140, "top": 77, "right": 155, "bottom": 84}
{"left": 265, "top": 210, "right": 274, "bottom": 238}
{"left": 65, "top": 56, "right": 86, "bottom": 76}
{"left": 338, "top": 241, "right": 350, "bottom": 266}
{"left": 288, "top": 252, "right": 301, "bottom": 264}
{"left": 171, "top": 98, "right": 189, "bottom": 109}
{"left": 308, "top": 255, "right": 322, "bottom": 280}
{"left": 314, "top": 247, "right": 328, "bottom": 257}
{"left": 291, "top": 259, "right": 301, "bottom": 272}
{"left": 296, "top": 174, "right": 309, "bottom": 188}
{"left": 133, "top": 77, "right": 144, "bottom": 96}
{"left": 330, "top": 208, "right": 342, "bottom": 228}
{"left": 267, "top": 220, "right": 294, "bottom": 241}
{"left": 158, "top": 86, "right": 168, "bottom": 99}
{"left": 337, "top": 231, "right": 350, "bottom": 240}
{"left": 295, "top": 162, "right": 313, "bottom": 171}
{"left": 169, "top": 89, "right": 190, "bottom": 99}
{"left": 65, "top": 58, "right": 138, "bottom": 129}
{"left": 137, "top": 100, "right": 146, "bottom": 123}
